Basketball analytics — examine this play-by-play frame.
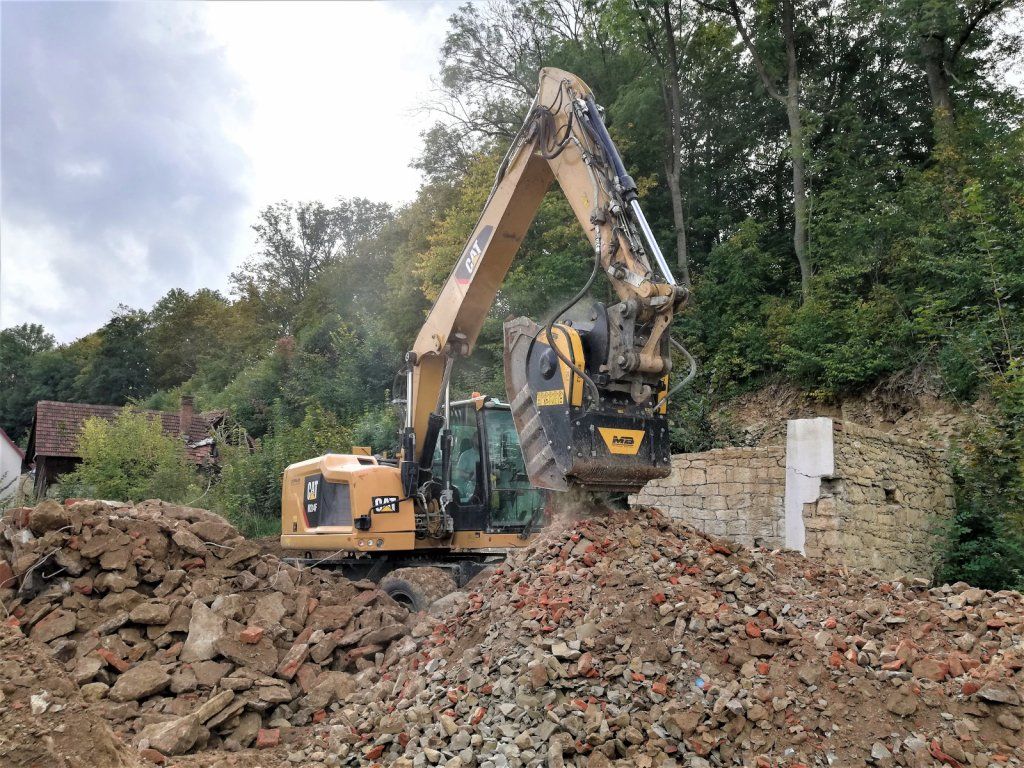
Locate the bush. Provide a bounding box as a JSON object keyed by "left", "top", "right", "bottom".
{"left": 938, "top": 363, "right": 1024, "bottom": 591}
{"left": 61, "top": 411, "right": 200, "bottom": 503}
{"left": 351, "top": 403, "right": 399, "bottom": 455}
{"left": 211, "top": 405, "right": 353, "bottom": 536}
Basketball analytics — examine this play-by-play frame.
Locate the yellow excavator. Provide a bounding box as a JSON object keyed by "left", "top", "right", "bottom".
{"left": 280, "top": 68, "right": 693, "bottom": 609}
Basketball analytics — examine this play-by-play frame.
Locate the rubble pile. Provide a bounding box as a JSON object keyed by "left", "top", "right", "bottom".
{"left": 326, "top": 508, "right": 1023, "bottom": 768}
{"left": 0, "top": 499, "right": 413, "bottom": 758}
{"left": 0, "top": 621, "right": 142, "bottom": 768}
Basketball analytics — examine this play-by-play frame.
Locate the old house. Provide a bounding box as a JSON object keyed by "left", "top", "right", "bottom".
{"left": 24, "top": 396, "right": 225, "bottom": 495}
{"left": 0, "top": 429, "right": 25, "bottom": 502}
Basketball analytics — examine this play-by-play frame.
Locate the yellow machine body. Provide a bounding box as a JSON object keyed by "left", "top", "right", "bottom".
{"left": 281, "top": 401, "right": 545, "bottom": 556}
{"left": 281, "top": 454, "right": 417, "bottom": 554}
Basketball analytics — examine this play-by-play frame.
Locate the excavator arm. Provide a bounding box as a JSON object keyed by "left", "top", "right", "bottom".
{"left": 399, "top": 67, "right": 692, "bottom": 501}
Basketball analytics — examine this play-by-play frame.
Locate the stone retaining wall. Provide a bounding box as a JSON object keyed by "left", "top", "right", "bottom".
{"left": 634, "top": 419, "right": 954, "bottom": 579}
{"left": 633, "top": 446, "right": 786, "bottom": 548}
{"left": 802, "top": 421, "right": 955, "bottom": 577}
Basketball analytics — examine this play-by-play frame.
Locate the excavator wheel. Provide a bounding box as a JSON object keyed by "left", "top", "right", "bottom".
{"left": 380, "top": 567, "right": 457, "bottom": 612}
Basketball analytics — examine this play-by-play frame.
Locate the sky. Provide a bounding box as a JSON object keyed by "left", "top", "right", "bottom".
{"left": 0, "top": 1, "right": 457, "bottom": 342}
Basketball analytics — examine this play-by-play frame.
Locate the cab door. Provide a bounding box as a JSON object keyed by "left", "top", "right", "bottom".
{"left": 480, "top": 406, "right": 546, "bottom": 533}
{"left": 432, "top": 403, "right": 488, "bottom": 531}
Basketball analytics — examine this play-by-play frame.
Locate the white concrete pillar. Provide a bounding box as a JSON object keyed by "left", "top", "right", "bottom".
{"left": 784, "top": 418, "right": 835, "bottom": 553}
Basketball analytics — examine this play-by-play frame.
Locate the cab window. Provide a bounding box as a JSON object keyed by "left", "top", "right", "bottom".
{"left": 484, "top": 409, "right": 544, "bottom": 528}
{"left": 432, "top": 405, "right": 482, "bottom": 504}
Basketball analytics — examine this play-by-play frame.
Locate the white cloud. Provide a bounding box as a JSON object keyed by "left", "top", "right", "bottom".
{"left": 58, "top": 159, "right": 106, "bottom": 179}
{"left": 204, "top": 0, "right": 456, "bottom": 276}
{"left": 1, "top": 1, "right": 458, "bottom": 342}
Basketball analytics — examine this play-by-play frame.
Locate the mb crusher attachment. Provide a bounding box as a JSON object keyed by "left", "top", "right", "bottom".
{"left": 503, "top": 315, "right": 673, "bottom": 494}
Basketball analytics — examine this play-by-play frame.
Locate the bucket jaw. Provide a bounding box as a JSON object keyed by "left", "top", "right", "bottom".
{"left": 503, "top": 316, "right": 672, "bottom": 494}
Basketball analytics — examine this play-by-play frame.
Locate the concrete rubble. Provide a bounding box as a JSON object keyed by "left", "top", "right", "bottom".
{"left": 322, "top": 508, "right": 1022, "bottom": 768}
{"left": 0, "top": 499, "right": 412, "bottom": 759}
{"left": 1, "top": 499, "right": 1022, "bottom": 767}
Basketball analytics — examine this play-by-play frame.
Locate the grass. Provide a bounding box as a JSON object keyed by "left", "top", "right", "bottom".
{"left": 221, "top": 508, "right": 281, "bottom": 539}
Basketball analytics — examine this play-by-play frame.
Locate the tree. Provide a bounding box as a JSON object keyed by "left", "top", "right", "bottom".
{"left": 898, "top": 0, "right": 1016, "bottom": 133}
{"left": 702, "top": 0, "right": 812, "bottom": 300}
{"left": 148, "top": 288, "right": 232, "bottom": 390}
{"left": 231, "top": 198, "right": 393, "bottom": 330}
{"left": 0, "top": 324, "right": 57, "bottom": 440}
{"left": 620, "top": 0, "right": 693, "bottom": 286}
{"left": 76, "top": 308, "right": 154, "bottom": 405}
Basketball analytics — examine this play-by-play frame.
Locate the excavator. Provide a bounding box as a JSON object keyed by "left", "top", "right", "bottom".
{"left": 280, "top": 68, "right": 693, "bottom": 609}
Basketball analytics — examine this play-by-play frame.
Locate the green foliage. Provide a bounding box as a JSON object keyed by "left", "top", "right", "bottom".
{"left": 211, "top": 405, "right": 353, "bottom": 536}
{"left": 231, "top": 199, "right": 393, "bottom": 331}
{"left": 938, "top": 364, "right": 1024, "bottom": 590}
{"left": 148, "top": 288, "right": 235, "bottom": 391}
{"left": 60, "top": 411, "right": 200, "bottom": 503}
{"left": 77, "top": 308, "right": 155, "bottom": 406}
{"left": 0, "top": 323, "right": 58, "bottom": 441}
{"left": 351, "top": 404, "right": 400, "bottom": 455}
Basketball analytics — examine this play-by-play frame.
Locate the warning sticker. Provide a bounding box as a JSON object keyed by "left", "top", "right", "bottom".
{"left": 536, "top": 389, "right": 565, "bottom": 407}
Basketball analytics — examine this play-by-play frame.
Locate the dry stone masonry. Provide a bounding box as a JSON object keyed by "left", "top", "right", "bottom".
{"left": 633, "top": 446, "right": 786, "bottom": 549}
{"left": 635, "top": 418, "right": 954, "bottom": 580}
{"left": 803, "top": 421, "right": 956, "bottom": 579}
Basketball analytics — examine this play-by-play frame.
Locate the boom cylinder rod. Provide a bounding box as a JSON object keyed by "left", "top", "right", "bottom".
{"left": 405, "top": 367, "right": 414, "bottom": 429}
{"left": 629, "top": 198, "right": 677, "bottom": 286}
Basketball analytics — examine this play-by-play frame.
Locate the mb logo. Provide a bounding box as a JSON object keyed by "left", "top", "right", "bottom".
{"left": 612, "top": 435, "right": 635, "bottom": 446}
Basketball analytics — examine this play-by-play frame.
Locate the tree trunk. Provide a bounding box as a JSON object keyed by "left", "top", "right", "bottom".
{"left": 665, "top": 152, "right": 691, "bottom": 286}
{"left": 661, "top": 1, "right": 691, "bottom": 287}
{"left": 920, "top": 34, "right": 954, "bottom": 129}
{"left": 726, "top": 0, "right": 811, "bottom": 301}
{"left": 782, "top": 0, "right": 810, "bottom": 300}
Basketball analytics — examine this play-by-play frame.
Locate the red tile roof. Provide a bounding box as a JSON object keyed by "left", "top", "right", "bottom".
{"left": 28, "top": 401, "right": 224, "bottom": 463}
{"left": 1, "top": 429, "right": 24, "bottom": 460}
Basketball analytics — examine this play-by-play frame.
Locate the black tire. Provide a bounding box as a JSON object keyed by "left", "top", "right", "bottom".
{"left": 379, "top": 567, "right": 457, "bottom": 612}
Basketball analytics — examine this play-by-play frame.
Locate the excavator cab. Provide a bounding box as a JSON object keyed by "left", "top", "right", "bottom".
{"left": 430, "top": 397, "right": 546, "bottom": 535}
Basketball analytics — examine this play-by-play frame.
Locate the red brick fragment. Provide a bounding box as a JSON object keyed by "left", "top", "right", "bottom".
{"left": 96, "top": 648, "right": 131, "bottom": 673}
{"left": 256, "top": 728, "right": 280, "bottom": 749}
{"left": 0, "top": 559, "right": 15, "bottom": 589}
{"left": 239, "top": 626, "right": 264, "bottom": 644}
{"left": 139, "top": 748, "right": 167, "bottom": 764}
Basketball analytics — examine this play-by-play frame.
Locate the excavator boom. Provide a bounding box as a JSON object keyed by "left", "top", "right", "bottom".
{"left": 401, "top": 68, "right": 691, "bottom": 497}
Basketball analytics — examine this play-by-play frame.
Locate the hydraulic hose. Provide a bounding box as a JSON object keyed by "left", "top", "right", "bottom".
{"left": 654, "top": 338, "right": 697, "bottom": 411}
{"left": 544, "top": 239, "right": 603, "bottom": 407}
{"left": 583, "top": 96, "right": 636, "bottom": 200}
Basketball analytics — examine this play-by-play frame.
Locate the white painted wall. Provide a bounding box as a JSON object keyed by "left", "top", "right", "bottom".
{"left": 784, "top": 417, "right": 835, "bottom": 553}
{"left": 0, "top": 433, "right": 24, "bottom": 502}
